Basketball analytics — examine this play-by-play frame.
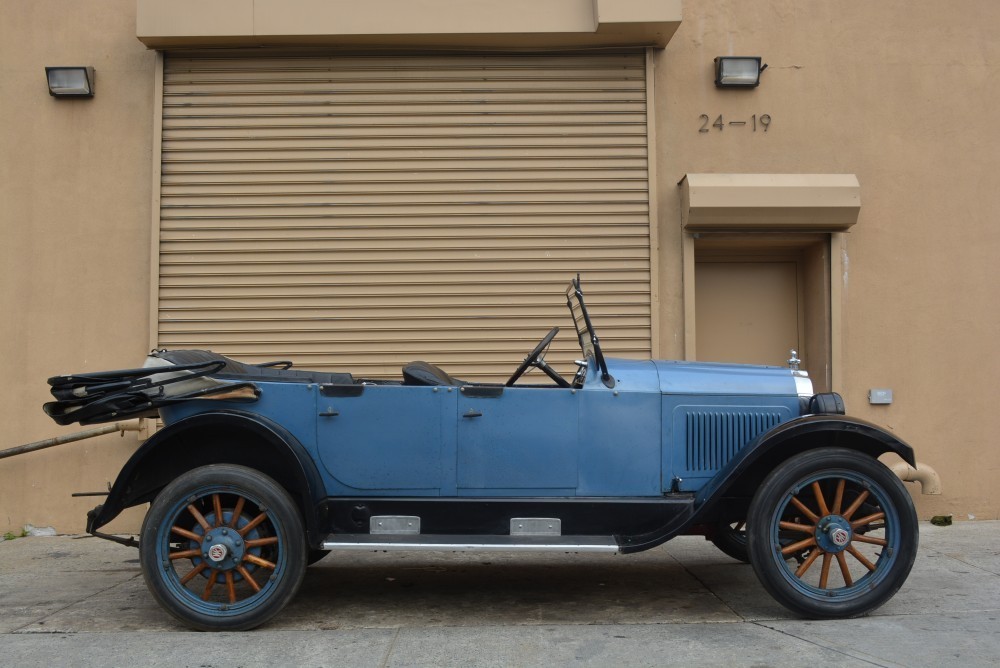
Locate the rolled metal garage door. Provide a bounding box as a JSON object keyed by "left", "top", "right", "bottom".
{"left": 157, "top": 50, "right": 651, "bottom": 381}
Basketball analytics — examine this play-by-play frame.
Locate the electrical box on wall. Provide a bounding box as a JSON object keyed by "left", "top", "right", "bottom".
{"left": 869, "top": 389, "right": 893, "bottom": 405}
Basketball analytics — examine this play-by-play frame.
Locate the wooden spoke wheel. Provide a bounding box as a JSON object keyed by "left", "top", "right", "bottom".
{"left": 139, "top": 464, "right": 306, "bottom": 631}
{"left": 747, "top": 448, "right": 917, "bottom": 618}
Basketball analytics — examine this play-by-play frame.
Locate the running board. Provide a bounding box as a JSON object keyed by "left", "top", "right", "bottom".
{"left": 321, "top": 534, "right": 620, "bottom": 553}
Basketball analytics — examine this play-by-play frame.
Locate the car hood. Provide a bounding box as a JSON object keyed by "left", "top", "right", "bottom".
{"left": 653, "top": 360, "right": 800, "bottom": 396}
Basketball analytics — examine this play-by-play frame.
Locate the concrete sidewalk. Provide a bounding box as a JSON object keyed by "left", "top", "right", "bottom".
{"left": 1, "top": 521, "right": 998, "bottom": 667}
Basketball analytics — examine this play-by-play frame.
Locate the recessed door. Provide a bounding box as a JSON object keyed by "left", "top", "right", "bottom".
{"left": 695, "top": 261, "right": 800, "bottom": 367}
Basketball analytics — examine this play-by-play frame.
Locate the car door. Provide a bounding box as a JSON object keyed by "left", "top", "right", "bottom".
{"left": 455, "top": 386, "right": 579, "bottom": 495}
{"left": 317, "top": 384, "right": 449, "bottom": 494}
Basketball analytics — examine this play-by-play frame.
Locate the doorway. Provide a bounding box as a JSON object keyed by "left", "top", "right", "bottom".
{"left": 689, "top": 234, "right": 832, "bottom": 392}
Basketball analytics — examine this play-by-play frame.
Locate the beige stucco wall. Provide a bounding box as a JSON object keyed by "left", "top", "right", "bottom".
{"left": 1, "top": 0, "right": 997, "bottom": 533}
{"left": 654, "top": 0, "right": 1000, "bottom": 520}
{"left": 0, "top": 0, "right": 156, "bottom": 533}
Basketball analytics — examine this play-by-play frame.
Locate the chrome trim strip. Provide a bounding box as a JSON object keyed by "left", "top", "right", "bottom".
{"left": 321, "top": 534, "right": 619, "bottom": 553}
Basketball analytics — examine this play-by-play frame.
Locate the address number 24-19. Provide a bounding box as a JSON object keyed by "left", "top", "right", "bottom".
{"left": 699, "top": 114, "right": 771, "bottom": 132}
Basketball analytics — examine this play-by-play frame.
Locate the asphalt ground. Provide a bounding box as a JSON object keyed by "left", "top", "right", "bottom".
{"left": 1, "top": 521, "right": 998, "bottom": 667}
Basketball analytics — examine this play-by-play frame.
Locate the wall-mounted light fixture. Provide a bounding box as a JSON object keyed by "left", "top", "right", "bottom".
{"left": 45, "top": 67, "right": 95, "bottom": 98}
{"left": 714, "top": 57, "right": 766, "bottom": 88}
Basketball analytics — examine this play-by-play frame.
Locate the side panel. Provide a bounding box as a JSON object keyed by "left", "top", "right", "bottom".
{"left": 317, "top": 385, "right": 449, "bottom": 495}
{"left": 577, "top": 388, "right": 661, "bottom": 496}
{"left": 161, "top": 380, "right": 319, "bottom": 450}
{"left": 664, "top": 397, "right": 797, "bottom": 492}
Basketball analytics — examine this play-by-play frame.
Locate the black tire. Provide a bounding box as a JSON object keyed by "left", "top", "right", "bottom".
{"left": 746, "top": 448, "right": 917, "bottom": 619}
{"left": 307, "top": 549, "right": 331, "bottom": 566}
{"left": 139, "top": 464, "right": 307, "bottom": 631}
{"left": 710, "top": 520, "right": 750, "bottom": 563}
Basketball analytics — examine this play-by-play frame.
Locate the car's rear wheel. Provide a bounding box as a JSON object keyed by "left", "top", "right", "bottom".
{"left": 746, "top": 448, "right": 917, "bottom": 618}
{"left": 139, "top": 464, "right": 307, "bottom": 631}
{"left": 710, "top": 520, "right": 750, "bottom": 563}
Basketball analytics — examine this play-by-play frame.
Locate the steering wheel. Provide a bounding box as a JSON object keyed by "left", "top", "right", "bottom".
{"left": 506, "top": 326, "right": 568, "bottom": 387}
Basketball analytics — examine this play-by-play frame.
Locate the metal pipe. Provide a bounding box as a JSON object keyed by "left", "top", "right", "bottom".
{"left": 0, "top": 421, "right": 141, "bottom": 461}
{"left": 891, "top": 461, "right": 942, "bottom": 495}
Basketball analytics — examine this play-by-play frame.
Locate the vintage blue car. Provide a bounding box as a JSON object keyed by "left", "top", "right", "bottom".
{"left": 45, "top": 276, "right": 918, "bottom": 631}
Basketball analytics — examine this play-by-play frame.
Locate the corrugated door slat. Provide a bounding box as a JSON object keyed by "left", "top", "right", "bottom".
{"left": 159, "top": 51, "right": 651, "bottom": 381}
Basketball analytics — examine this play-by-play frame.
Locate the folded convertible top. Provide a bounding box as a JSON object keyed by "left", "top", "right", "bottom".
{"left": 43, "top": 349, "right": 352, "bottom": 426}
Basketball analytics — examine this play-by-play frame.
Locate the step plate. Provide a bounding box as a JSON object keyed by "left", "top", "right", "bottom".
{"left": 321, "top": 534, "right": 620, "bottom": 553}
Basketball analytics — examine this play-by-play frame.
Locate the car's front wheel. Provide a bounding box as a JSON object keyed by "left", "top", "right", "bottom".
{"left": 139, "top": 464, "right": 307, "bottom": 631}
{"left": 746, "top": 448, "right": 917, "bottom": 618}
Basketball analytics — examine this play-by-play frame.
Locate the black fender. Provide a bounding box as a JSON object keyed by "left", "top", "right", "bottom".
{"left": 620, "top": 414, "right": 915, "bottom": 553}
{"left": 691, "top": 414, "right": 915, "bottom": 518}
{"left": 87, "top": 410, "right": 328, "bottom": 547}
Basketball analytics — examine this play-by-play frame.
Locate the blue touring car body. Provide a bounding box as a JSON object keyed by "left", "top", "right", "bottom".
{"left": 45, "top": 276, "right": 919, "bottom": 630}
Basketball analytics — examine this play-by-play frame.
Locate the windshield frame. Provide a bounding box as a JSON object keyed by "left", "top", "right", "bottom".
{"left": 565, "top": 275, "right": 615, "bottom": 388}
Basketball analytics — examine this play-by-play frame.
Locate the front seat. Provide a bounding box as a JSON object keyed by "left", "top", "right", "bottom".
{"left": 402, "top": 361, "right": 467, "bottom": 387}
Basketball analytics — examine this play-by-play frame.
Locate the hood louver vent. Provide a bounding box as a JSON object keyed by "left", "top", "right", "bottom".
{"left": 685, "top": 410, "right": 783, "bottom": 472}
